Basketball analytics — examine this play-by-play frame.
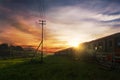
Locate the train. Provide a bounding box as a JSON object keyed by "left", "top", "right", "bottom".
{"left": 54, "top": 47, "right": 74, "bottom": 57}
{"left": 85, "top": 33, "right": 120, "bottom": 63}
{"left": 55, "top": 33, "right": 120, "bottom": 64}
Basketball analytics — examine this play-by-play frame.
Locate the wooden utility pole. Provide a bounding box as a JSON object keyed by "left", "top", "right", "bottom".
{"left": 31, "top": 0, "right": 46, "bottom": 63}
{"left": 39, "top": 20, "right": 46, "bottom": 63}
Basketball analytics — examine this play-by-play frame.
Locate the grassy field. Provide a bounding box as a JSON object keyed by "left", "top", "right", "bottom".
{"left": 0, "top": 55, "right": 119, "bottom": 80}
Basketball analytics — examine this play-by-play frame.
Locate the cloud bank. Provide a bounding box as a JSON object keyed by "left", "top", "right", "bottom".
{"left": 0, "top": 0, "right": 120, "bottom": 52}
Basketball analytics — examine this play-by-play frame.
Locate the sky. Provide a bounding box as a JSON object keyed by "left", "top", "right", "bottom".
{"left": 0, "top": 0, "right": 120, "bottom": 53}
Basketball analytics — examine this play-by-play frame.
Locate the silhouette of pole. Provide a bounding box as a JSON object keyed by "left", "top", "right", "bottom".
{"left": 39, "top": 20, "right": 46, "bottom": 63}
{"left": 31, "top": 0, "right": 46, "bottom": 62}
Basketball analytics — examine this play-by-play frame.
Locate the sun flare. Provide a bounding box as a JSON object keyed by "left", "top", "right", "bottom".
{"left": 68, "top": 41, "right": 80, "bottom": 47}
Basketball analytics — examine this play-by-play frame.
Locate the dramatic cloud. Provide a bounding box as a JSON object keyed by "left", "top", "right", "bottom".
{"left": 47, "top": 5, "right": 120, "bottom": 42}
{"left": 0, "top": 0, "right": 120, "bottom": 52}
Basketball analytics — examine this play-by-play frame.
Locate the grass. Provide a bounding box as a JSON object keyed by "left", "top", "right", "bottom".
{"left": 0, "top": 55, "right": 119, "bottom": 80}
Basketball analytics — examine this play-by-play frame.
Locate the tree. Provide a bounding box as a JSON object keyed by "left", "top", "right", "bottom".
{"left": 15, "top": 46, "right": 24, "bottom": 51}
{"left": 0, "top": 43, "right": 9, "bottom": 57}
{"left": 0, "top": 43, "right": 9, "bottom": 50}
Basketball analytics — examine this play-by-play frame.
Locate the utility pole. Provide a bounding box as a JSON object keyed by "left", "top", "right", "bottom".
{"left": 31, "top": 0, "right": 46, "bottom": 63}
{"left": 39, "top": 20, "right": 46, "bottom": 63}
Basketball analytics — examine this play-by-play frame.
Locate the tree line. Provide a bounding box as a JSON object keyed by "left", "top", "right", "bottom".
{"left": 0, "top": 43, "right": 34, "bottom": 59}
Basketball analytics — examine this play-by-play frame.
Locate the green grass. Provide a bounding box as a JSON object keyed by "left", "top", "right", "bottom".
{"left": 0, "top": 56, "right": 119, "bottom": 80}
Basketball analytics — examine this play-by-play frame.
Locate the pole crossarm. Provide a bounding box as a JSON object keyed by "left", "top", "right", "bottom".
{"left": 39, "top": 20, "right": 46, "bottom": 25}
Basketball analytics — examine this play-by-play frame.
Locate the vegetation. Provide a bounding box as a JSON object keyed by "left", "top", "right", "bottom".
{"left": 0, "top": 43, "right": 34, "bottom": 59}
{"left": 0, "top": 55, "right": 119, "bottom": 80}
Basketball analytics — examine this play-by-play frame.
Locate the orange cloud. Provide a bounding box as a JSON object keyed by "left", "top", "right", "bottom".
{"left": 0, "top": 15, "right": 69, "bottom": 53}
{"left": 1, "top": 5, "right": 120, "bottom": 53}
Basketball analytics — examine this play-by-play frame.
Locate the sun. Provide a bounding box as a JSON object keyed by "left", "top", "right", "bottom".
{"left": 68, "top": 41, "right": 80, "bottom": 47}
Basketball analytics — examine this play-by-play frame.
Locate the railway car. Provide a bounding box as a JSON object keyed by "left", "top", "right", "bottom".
{"left": 54, "top": 47, "right": 74, "bottom": 57}
{"left": 54, "top": 32, "right": 120, "bottom": 67}
{"left": 85, "top": 33, "right": 120, "bottom": 64}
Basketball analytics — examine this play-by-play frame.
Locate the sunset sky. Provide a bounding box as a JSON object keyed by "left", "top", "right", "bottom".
{"left": 0, "top": 0, "right": 120, "bottom": 53}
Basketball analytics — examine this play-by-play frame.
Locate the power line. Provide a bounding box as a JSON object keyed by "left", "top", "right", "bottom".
{"left": 32, "top": 0, "right": 46, "bottom": 63}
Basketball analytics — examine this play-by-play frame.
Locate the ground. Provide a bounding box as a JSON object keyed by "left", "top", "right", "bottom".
{"left": 0, "top": 56, "right": 119, "bottom": 80}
